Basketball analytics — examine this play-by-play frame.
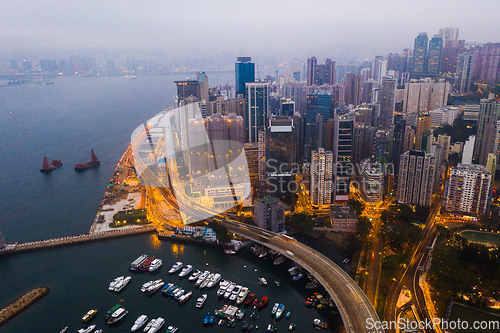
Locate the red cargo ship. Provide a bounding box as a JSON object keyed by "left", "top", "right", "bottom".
{"left": 40, "top": 156, "right": 62, "bottom": 172}
{"left": 75, "top": 150, "right": 100, "bottom": 171}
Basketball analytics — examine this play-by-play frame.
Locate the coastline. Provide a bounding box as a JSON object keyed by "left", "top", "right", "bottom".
{"left": 0, "top": 287, "right": 50, "bottom": 327}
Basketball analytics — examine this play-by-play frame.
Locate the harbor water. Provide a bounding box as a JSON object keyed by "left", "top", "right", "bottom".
{"left": 0, "top": 75, "right": 347, "bottom": 332}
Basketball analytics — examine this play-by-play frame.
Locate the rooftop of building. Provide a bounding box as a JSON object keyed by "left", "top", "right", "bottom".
{"left": 330, "top": 205, "right": 357, "bottom": 220}
{"left": 255, "top": 196, "right": 283, "bottom": 205}
{"left": 456, "top": 163, "right": 489, "bottom": 173}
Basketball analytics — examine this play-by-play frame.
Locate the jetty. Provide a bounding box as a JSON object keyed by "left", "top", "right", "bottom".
{"left": 0, "top": 226, "right": 155, "bottom": 257}
{"left": 0, "top": 287, "right": 49, "bottom": 327}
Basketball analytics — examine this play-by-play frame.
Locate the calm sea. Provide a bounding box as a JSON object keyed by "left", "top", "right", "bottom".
{"left": 0, "top": 75, "right": 345, "bottom": 332}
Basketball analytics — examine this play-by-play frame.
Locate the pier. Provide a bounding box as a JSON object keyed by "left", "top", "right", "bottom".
{"left": 0, "top": 226, "right": 156, "bottom": 256}
{"left": 0, "top": 287, "right": 49, "bottom": 327}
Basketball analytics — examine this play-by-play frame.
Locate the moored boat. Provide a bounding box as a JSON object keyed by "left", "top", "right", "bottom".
{"left": 243, "top": 293, "right": 256, "bottom": 305}
{"left": 130, "top": 254, "right": 148, "bottom": 271}
{"left": 81, "top": 309, "right": 98, "bottom": 322}
{"left": 275, "top": 304, "right": 285, "bottom": 319}
{"left": 114, "top": 276, "right": 131, "bottom": 292}
{"left": 40, "top": 156, "right": 62, "bottom": 173}
{"left": 148, "top": 259, "right": 162, "bottom": 272}
{"left": 178, "top": 290, "right": 192, "bottom": 303}
{"left": 206, "top": 273, "right": 221, "bottom": 288}
{"left": 196, "top": 294, "right": 207, "bottom": 308}
{"left": 224, "top": 282, "right": 236, "bottom": 299}
{"left": 257, "top": 296, "right": 269, "bottom": 308}
{"left": 106, "top": 305, "right": 128, "bottom": 324}
{"left": 144, "top": 280, "right": 164, "bottom": 295}
{"left": 168, "top": 261, "right": 183, "bottom": 274}
{"left": 259, "top": 277, "right": 268, "bottom": 286}
{"left": 236, "top": 286, "right": 249, "bottom": 304}
{"left": 146, "top": 317, "right": 165, "bottom": 333}
{"left": 200, "top": 273, "right": 214, "bottom": 289}
{"left": 178, "top": 264, "right": 193, "bottom": 277}
{"left": 131, "top": 314, "right": 148, "bottom": 332}
{"left": 188, "top": 269, "right": 201, "bottom": 281}
{"left": 195, "top": 271, "right": 210, "bottom": 286}
{"left": 271, "top": 303, "right": 279, "bottom": 315}
{"left": 77, "top": 325, "right": 96, "bottom": 333}
{"left": 229, "top": 285, "right": 242, "bottom": 301}
{"left": 109, "top": 276, "right": 124, "bottom": 291}
{"left": 312, "top": 318, "right": 329, "bottom": 329}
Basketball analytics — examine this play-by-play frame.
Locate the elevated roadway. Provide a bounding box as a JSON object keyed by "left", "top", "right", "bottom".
{"left": 219, "top": 218, "right": 384, "bottom": 333}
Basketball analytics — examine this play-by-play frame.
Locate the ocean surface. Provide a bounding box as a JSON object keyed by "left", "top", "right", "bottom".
{"left": 0, "top": 75, "right": 347, "bottom": 332}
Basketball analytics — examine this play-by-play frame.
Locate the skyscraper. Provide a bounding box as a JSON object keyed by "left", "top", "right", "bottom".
{"left": 473, "top": 94, "right": 500, "bottom": 165}
{"left": 427, "top": 35, "right": 443, "bottom": 75}
{"left": 307, "top": 57, "right": 335, "bottom": 86}
{"left": 454, "top": 52, "right": 473, "bottom": 94}
{"left": 412, "top": 33, "right": 428, "bottom": 77}
{"left": 266, "top": 117, "right": 301, "bottom": 204}
{"left": 378, "top": 76, "right": 396, "bottom": 130}
{"left": 344, "top": 73, "right": 362, "bottom": 107}
{"left": 310, "top": 148, "right": 334, "bottom": 205}
{"left": 391, "top": 115, "right": 406, "bottom": 175}
{"left": 246, "top": 82, "right": 270, "bottom": 143}
{"left": 470, "top": 43, "right": 500, "bottom": 85}
{"left": 235, "top": 57, "right": 255, "bottom": 97}
{"left": 372, "top": 56, "right": 387, "bottom": 84}
{"left": 332, "top": 111, "right": 354, "bottom": 202}
{"left": 175, "top": 80, "right": 201, "bottom": 105}
{"left": 397, "top": 150, "right": 436, "bottom": 206}
{"left": 415, "top": 113, "right": 431, "bottom": 151}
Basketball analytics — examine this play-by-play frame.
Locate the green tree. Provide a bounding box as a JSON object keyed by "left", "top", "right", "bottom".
{"left": 207, "top": 221, "right": 231, "bottom": 244}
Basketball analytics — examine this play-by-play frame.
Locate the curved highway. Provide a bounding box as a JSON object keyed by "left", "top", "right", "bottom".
{"left": 217, "top": 217, "right": 384, "bottom": 333}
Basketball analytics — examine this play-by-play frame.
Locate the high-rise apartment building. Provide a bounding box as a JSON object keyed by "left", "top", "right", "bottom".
{"left": 427, "top": 35, "right": 443, "bottom": 75}
{"left": 412, "top": 33, "right": 428, "bottom": 77}
{"left": 310, "top": 148, "right": 334, "bottom": 205}
{"left": 444, "top": 163, "right": 491, "bottom": 215}
{"left": 391, "top": 115, "right": 406, "bottom": 175}
{"left": 470, "top": 43, "right": 500, "bottom": 85}
{"left": 344, "top": 73, "right": 362, "bottom": 107}
{"left": 473, "top": 94, "right": 500, "bottom": 165}
{"left": 235, "top": 57, "right": 255, "bottom": 97}
{"left": 175, "top": 80, "right": 201, "bottom": 105}
{"left": 254, "top": 197, "right": 285, "bottom": 233}
{"left": 372, "top": 56, "right": 388, "bottom": 84}
{"left": 454, "top": 52, "right": 473, "bottom": 94}
{"left": 378, "top": 76, "right": 396, "bottom": 130}
{"left": 402, "top": 79, "right": 450, "bottom": 114}
{"left": 307, "top": 57, "right": 335, "bottom": 86}
{"left": 362, "top": 161, "right": 384, "bottom": 203}
{"left": 397, "top": 150, "right": 436, "bottom": 206}
{"left": 245, "top": 82, "right": 270, "bottom": 143}
{"left": 415, "top": 114, "right": 432, "bottom": 151}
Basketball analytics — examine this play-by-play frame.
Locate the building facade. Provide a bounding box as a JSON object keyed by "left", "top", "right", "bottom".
{"left": 397, "top": 150, "right": 436, "bottom": 206}
{"left": 254, "top": 197, "right": 285, "bottom": 233}
{"left": 444, "top": 163, "right": 491, "bottom": 215}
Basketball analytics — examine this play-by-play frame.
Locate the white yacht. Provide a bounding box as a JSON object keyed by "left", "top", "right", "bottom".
{"left": 195, "top": 271, "right": 210, "bottom": 286}
{"left": 131, "top": 315, "right": 148, "bottom": 332}
{"left": 199, "top": 273, "right": 214, "bottom": 289}
{"left": 206, "top": 273, "right": 221, "bottom": 288}
{"left": 217, "top": 280, "right": 230, "bottom": 297}
{"left": 236, "top": 286, "right": 249, "bottom": 304}
{"left": 224, "top": 282, "right": 236, "bottom": 299}
{"left": 147, "top": 317, "right": 165, "bottom": 333}
{"left": 148, "top": 259, "right": 162, "bottom": 272}
{"left": 188, "top": 269, "right": 201, "bottom": 281}
{"left": 108, "top": 276, "right": 124, "bottom": 291}
{"left": 168, "top": 262, "right": 183, "bottom": 274}
{"left": 196, "top": 294, "right": 207, "bottom": 308}
{"left": 178, "top": 264, "right": 193, "bottom": 277}
{"left": 229, "top": 285, "right": 242, "bottom": 301}
{"left": 114, "top": 276, "right": 131, "bottom": 292}
{"left": 77, "top": 325, "right": 95, "bottom": 333}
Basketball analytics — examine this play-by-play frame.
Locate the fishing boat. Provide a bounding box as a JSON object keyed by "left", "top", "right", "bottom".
{"left": 313, "top": 318, "right": 329, "bottom": 329}
{"left": 81, "top": 309, "right": 98, "bottom": 322}
{"left": 106, "top": 305, "right": 128, "bottom": 324}
{"left": 257, "top": 296, "right": 269, "bottom": 308}
{"left": 243, "top": 293, "right": 256, "bottom": 305}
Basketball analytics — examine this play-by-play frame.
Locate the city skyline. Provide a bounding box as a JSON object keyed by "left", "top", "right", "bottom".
{"left": 1, "top": 1, "right": 499, "bottom": 63}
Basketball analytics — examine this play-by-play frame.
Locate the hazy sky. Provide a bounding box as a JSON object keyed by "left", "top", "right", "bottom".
{"left": 1, "top": 0, "right": 499, "bottom": 62}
